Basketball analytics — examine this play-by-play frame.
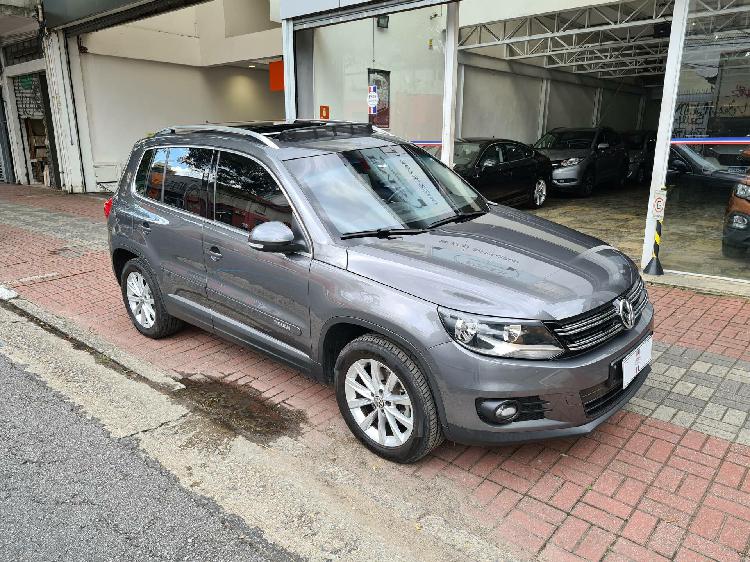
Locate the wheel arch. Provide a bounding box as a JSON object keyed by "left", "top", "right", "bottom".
{"left": 317, "top": 316, "right": 449, "bottom": 431}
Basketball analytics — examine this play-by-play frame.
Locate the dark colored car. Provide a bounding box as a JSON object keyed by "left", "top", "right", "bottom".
{"left": 534, "top": 127, "right": 629, "bottom": 196}
{"left": 452, "top": 138, "right": 552, "bottom": 208}
{"left": 106, "top": 121, "right": 653, "bottom": 463}
{"left": 623, "top": 130, "right": 656, "bottom": 184}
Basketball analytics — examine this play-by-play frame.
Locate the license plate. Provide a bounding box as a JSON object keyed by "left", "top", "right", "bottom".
{"left": 728, "top": 166, "right": 748, "bottom": 174}
{"left": 622, "top": 335, "right": 652, "bottom": 389}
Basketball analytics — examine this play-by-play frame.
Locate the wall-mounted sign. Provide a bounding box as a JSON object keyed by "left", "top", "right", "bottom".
{"left": 367, "top": 69, "right": 390, "bottom": 128}
{"left": 319, "top": 105, "right": 330, "bottom": 120}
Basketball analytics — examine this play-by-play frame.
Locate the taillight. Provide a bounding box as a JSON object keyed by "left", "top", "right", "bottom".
{"left": 104, "top": 197, "right": 113, "bottom": 218}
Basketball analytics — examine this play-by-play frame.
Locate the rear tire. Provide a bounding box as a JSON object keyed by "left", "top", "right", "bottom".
{"left": 121, "top": 257, "right": 183, "bottom": 339}
{"left": 334, "top": 334, "right": 443, "bottom": 463}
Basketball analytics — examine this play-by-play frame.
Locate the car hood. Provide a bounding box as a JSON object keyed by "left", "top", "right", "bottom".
{"left": 345, "top": 207, "right": 638, "bottom": 321}
{"left": 536, "top": 148, "right": 590, "bottom": 162}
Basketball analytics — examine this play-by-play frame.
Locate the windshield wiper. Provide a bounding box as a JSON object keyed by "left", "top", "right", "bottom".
{"left": 427, "top": 211, "right": 486, "bottom": 230}
{"left": 340, "top": 227, "right": 427, "bottom": 240}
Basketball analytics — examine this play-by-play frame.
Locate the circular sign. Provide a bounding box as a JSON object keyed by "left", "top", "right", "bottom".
{"left": 652, "top": 191, "right": 667, "bottom": 219}
{"left": 367, "top": 91, "right": 379, "bottom": 108}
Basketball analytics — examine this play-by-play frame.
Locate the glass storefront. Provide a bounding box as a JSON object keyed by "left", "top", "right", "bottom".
{"left": 657, "top": 0, "right": 750, "bottom": 279}
{"left": 294, "top": 5, "right": 446, "bottom": 148}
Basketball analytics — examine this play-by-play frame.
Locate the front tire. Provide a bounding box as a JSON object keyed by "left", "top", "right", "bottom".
{"left": 579, "top": 171, "right": 595, "bottom": 197}
{"left": 334, "top": 334, "right": 443, "bottom": 463}
{"left": 121, "top": 258, "right": 183, "bottom": 339}
{"left": 722, "top": 241, "right": 746, "bottom": 259}
{"left": 529, "top": 178, "right": 548, "bottom": 209}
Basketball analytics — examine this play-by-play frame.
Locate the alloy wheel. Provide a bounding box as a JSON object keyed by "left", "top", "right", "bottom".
{"left": 534, "top": 178, "right": 547, "bottom": 206}
{"left": 344, "top": 358, "right": 414, "bottom": 448}
{"left": 126, "top": 271, "right": 156, "bottom": 329}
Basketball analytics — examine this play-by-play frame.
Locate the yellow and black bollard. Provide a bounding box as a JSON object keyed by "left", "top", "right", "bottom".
{"left": 644, "top": 219, "right": 664, "bottom": 275}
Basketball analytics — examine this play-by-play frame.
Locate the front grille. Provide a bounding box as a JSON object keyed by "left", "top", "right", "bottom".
{"left": 545, "top": 278, "right": 648, "bottom": 355}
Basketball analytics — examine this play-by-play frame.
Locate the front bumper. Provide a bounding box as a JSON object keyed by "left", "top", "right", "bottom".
{"left": 428, "top": 303, "right": 654, "bottom": 445}
{"left": 723, "top": 213, "right": 750, "bottom": 249}
{"left": 551, "top": 165, "right": 584, "bottom": 189}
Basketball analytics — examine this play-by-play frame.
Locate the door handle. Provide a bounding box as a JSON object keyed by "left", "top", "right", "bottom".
{"left": 208, "top": 246, "right": 223, "bottom": 261}
{"left": 141, "top": 221, "right": 151, "bottom": 234}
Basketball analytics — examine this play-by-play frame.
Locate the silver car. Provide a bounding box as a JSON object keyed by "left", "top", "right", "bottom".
{"left": 106, "top": 121, "right": 653, "bottom": 463}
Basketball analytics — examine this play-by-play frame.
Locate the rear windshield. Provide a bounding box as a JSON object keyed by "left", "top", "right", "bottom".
{"left": 535, "top": 131, "right": 595, "bottom": 150}
{"left": 284, "top": 144, "right": 486, "bottom": 236}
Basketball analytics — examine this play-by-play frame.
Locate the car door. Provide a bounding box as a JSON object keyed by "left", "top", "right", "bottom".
{"left": 130, "top": 146, "right": 213, "bottom": 331}
{"left": 500, "top": 142, "right": 536, "bottom": 200}
{"left": 474, "top": 143, "right": 514, "bottom": 201}
{"left": 203, "top": 149, "right": 312, "bottom": 369}
{"left": 594, "top": 129, "right": 615, "bottom": 181}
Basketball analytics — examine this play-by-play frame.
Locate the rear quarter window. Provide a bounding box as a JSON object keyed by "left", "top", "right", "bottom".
{"left": 134, "top": 149, "right": 155, "bottom": 197}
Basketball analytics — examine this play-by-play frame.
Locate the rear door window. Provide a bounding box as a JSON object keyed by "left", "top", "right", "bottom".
{"left": 162, "top": 147, "right": 213, "bottom": 218}
{"left": 214, "top": 151, "right": 292, "bottom": 232}
{"left": 134, "top": 149, "right": 154, "bottom": 197}
{"left": 143, "top": 148, "right": 168, "bottom": 202}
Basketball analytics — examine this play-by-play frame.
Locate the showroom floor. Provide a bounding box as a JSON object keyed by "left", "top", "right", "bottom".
{"left": 532, "top": 181, "right": 749, "bottom": 281}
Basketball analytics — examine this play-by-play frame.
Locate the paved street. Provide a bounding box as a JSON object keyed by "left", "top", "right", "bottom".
{"left": 0, "top": 348, "right": 295, "bottom": 562}
{"left": 2, "top": 183, "right": 750, "bottom": 560}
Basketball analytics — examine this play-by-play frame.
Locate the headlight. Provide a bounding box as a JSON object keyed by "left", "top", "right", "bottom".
{"left": 561, "top": 157, "right": 583, "bottom": 167}
{"left": 735, "top": 183, "right": 750, "bottom": 201}
{"left": 438, "top": 308, "right": 564, "bottom": 360}
{"left": 728, "top": 214, "right": 749, "bottom": 230}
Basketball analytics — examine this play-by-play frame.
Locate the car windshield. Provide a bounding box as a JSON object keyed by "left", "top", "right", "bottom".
{"left": 679, "top": 145, "right": 721, "bottom": 172}
{"left": 454, "top": 142, "right": 483, "bottom": 167}
{"left": 284, "top": 144, "right": 487, "bottom": 237}
{"left": 623, "top": 133, "right": 645, "bottom": 150}
{"left": 535, "top": 131, "right": 595, "bottom": 150}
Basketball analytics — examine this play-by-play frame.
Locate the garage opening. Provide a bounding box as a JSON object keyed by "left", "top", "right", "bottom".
{"left": 68, "top": 0, "right": 285, "bottom": 192}
{"left": 457, "top": 0, "right": 749, "bottom": 281}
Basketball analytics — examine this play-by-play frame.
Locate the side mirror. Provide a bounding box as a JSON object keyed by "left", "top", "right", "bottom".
{"left": 669, "top": 159, "right": 689, "bottom": 174}
{"left": 248, "top": 221, "right": 298, "bottom": 253}
{"left": 597, "top": 143, "right": 610, "bottom": 151}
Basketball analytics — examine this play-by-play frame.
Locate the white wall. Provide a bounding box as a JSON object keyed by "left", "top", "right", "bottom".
{"left": 546, "top": 81, "right": 598, "bottom": 130}
{"left": 78, "top": 54, "right": 284, "bottom": 185}
{"left": 461, "top": 66, "right": 542, "bottom": 143}
{"left": 311, "top": 6, "right": 446, "bottom": 141}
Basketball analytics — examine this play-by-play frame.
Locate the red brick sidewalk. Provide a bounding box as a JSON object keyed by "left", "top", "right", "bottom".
{"left": 2, "top": 184, "right": 750, "bottom": 561}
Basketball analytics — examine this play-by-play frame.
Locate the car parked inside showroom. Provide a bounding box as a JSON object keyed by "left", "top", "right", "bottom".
{"left": 452, "top": 138, "right": 553, "bottom": 208}
{"left": 534, "top": 127, "right": 629, "bottom": 196}
{"left": 723, "top": 183, "right": 750, "bottom": 258}
{"left": 106, "top": 121, "right": 653, "bottom": 463}
{"left": 622, "top": 130, "right": 656, "bottom": 184}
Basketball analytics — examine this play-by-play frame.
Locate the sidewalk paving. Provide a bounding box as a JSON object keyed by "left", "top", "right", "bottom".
{"left": 2, "top": 183, "right": 750, "bottom": 561}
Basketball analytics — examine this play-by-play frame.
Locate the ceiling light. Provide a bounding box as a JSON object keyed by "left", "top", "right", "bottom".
{"left": 248, "top": 64, "right": 256, "bottom": 68}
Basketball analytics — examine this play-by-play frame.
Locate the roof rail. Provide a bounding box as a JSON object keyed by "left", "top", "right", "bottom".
{"left": 155, "top": 124, "right": 279, "bottom": 149}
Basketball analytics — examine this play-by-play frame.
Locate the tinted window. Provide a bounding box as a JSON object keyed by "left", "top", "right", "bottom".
{"left": 479, "top": 145, "right": 503, "bottom": 167}
{"left": 609, "top": 130, "right": 622, "bottom": 145}
{"left": 214, "top": 151, "right": 292, "bottom": 231}
{"left": 134, "top": 149, "right": 154, "bottom": 197}
{"left": 144, "top": 148, "right": 168, "bottom": 202}
{"left": 502, "top": 143, "right": 527, "bottom": 162}
{"left": 454, "top": 142, "right": 483, "bottom": 167}
{"left": 162, "top": 147, "right": 212, "bottom": 218}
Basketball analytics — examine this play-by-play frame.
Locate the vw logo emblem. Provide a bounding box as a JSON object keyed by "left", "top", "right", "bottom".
{"left": 616, "top": 299, "right": 635, "bottom": 330}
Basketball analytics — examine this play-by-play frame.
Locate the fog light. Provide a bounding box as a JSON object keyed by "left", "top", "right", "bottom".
{"left": 494, "top": 400, "right": 519, "bottom": 422}
{"left": 728, "top": 214, "right": 749, "bottom": 230}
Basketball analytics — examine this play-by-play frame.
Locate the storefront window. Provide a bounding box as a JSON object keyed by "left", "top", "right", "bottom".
{"left": 660, "top": 0, "right": 750, "bottom": 278}
{"left": 295, "top": 6, "right": 446, "bottom": 148}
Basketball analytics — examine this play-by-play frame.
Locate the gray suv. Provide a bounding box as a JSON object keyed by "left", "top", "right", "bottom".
{"left": 107, "top": 121, "right": 653, "bottom": 463}
{"left": 534, "top": 127, "right": 629, "bottom": 196}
